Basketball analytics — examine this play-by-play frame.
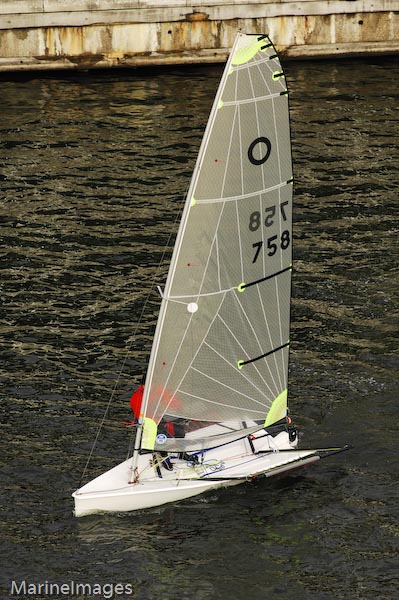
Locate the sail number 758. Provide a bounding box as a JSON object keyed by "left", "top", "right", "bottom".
{"left": 249, "top": 202, "right": 289, "bottom": 231}
{"left": 249, "top": 202, "right": 290, "bottom": 264}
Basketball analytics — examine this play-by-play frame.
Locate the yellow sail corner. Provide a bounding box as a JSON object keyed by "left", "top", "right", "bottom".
{"left": 264, "top": 389, "right": 288, "bottom": 426}
{"left": 141, "top": 417, "right": 158, "bottom": 450}
{"left": 232, "top": 38, "right": 267, "bottom": 66}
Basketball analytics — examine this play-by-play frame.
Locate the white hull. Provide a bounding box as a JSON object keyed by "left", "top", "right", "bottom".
{"left": 73, "top": 430, "right": 320, "bottom": 517}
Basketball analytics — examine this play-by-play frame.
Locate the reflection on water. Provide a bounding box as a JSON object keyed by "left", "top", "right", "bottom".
{"left": 0, "top": 59, "right": 398, "bottom": 600}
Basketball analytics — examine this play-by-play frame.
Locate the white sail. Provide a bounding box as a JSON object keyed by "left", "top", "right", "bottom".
{"left": 141, "top": 33, "right": 293, "bottom": 451}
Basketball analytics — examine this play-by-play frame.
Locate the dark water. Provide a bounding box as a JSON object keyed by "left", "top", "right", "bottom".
{"left": 1, "top": 57, "right": 398, "bottom": 600}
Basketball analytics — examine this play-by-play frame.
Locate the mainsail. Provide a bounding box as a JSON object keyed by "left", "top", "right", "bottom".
{"left": 141, "top": 33, "right": 293, "bottom": 452}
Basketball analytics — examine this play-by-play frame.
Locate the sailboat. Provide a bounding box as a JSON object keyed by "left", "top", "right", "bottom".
{"left": 73, "top": 33, "right": 349, "bottom": 517}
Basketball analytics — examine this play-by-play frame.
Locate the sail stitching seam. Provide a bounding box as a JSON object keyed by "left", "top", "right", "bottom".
{"left": 227, "top": 59, "right": 278, "bottom": 401}
{"left": 204, "top": 335, "right": 272, "bottom": 402}
{"left": 174, "top": 388, "right": 267, "bottom": 415}
{"left": 189, "top": 364, "right": 268, "bottom": 407}
{"left": 222, "top": 91, "right": 282, "bottom": 106}
{"left": 232, "top": 291, "right": 280, "bottom": 398}
{"left": 195, "top": 179, "right": 289, "bottom": 204}
{"left": 236, "top": 69, "right": 245, "bottom": 284}
{"left": 161, "top": 264, "right": 290, "bottom": 300}
{"left": 232, "top": 52, "right": 279, "bottom": 72}
{"left": 144, "top": 32, "right": 243, "bottom": 421}
{"left": 160, "top": 293, "right": 227, "bottom": 419}
{"left": 143, "top": 36, "right": 291, "bottom": 428}
{"left": 149, "top": 75, "right": 240, "bottom": 419}
{"left": 255, "top": 56, "right": 290, "bottom": 393}
{"left": 247, "top": 64, "right": 283, "bottom": 394}
{"left": 234, "top": 294, "right": 279, "bottom": 397}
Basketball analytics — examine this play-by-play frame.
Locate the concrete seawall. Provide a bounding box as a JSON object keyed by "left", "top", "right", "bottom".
{"left": 0, "top": 1, "right": 398, "bottom": 72}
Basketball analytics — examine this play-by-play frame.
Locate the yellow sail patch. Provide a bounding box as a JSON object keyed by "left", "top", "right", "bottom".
{"left": 264, "top": 389, "right": 287, "bottom": 426}
{"left": 231, "top": 39, "right": 267, "bottom": 66}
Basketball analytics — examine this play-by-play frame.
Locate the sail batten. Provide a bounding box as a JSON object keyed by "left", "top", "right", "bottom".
{"left": 238, "top": 342, "right": 290, "bottom": 368}
{"left": 241, "top": 265, "right": 292, "bottom": 290}
{"left": 140, "top": 33, "right": 293, "bottom": 449}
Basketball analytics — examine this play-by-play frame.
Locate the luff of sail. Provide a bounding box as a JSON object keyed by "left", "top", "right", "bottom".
{"left": 141, "top": 33, "right": 293, "bottom": 452}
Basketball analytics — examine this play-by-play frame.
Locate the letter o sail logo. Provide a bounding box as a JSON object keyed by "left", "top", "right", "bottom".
{"left": 247, "top": 137, "right": 271, "bottom": 165}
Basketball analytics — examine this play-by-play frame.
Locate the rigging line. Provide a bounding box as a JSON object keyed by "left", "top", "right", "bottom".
{"left": 233, "top": 290, "right": 281, "bottom": 396}
{"left": 217, "top": 312, "right": 277, "bottom": 399}
{"left": 202, "top": 340, "right": 271, "bottom": 404}
{"left": 195, "top": 179, "right": 289, "bottom": 204}
{"left": 239, "top": 342, "right": 290, "bottom": 367}
{"left": 200, "top": 452, "right": 273, "bottom": 478}
{"left": 196, "top": 451, "right": 286, "bottom": 480}
{"left": 216, "top": 423, "right": 245, "bottom": 432}
{"left": 79, "top": 189, "right": 185, "bottom": 485}
{"left": 189, "top": 437, "right": 263, "bottom": 460}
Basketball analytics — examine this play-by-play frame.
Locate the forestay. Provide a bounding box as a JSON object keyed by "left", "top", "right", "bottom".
{"left": 141, "top": 33, "right": 293, "bottom": 452}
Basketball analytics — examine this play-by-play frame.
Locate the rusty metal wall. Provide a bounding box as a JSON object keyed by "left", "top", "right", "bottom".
{"left": 0, "top": 1, "right": 398, "bottom": 71}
